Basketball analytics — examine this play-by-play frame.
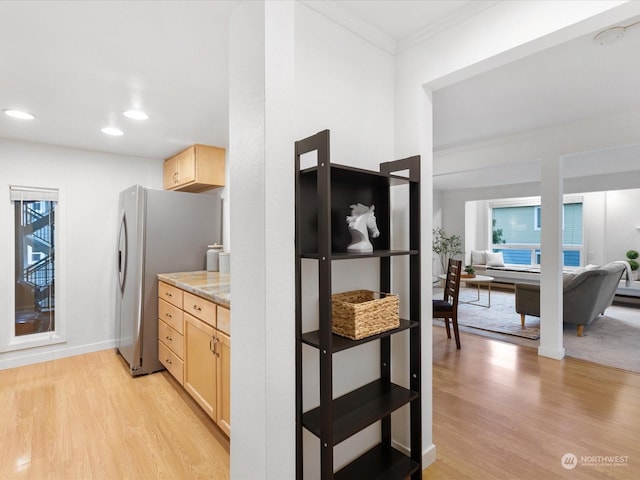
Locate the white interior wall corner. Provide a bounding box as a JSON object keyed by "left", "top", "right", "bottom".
{"left": 229, "top": 1, "right": 297, "bottom": 479}
{"left": 228, "top": 2, "right": 269, "bottom": 478}
{"left": 265, "top": 1, "right": 296, "bottom": 479}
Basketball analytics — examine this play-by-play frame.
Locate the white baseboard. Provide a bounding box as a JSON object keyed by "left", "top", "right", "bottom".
{"left": 538, "top": 345, "right": 565, "bottom": 360}
{"left": 391, "top": 439, "right": 437, "bottom": 470}
{"left": 422, "top": 443, "right": 437, "bottom": 469}
{"left": 0, "top": 340, "right": 115, "bottom": 370}
{"left": 391, "top": 438, "right": 409, "bottom": 456}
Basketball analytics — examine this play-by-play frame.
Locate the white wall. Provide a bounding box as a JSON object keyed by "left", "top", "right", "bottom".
{"left": 228, "top": 1, "right": 296, "bottom": 479}
{"left": 394, "top": 0, "right": 640, "bottom": 462}
{"left": 228, "top": 2, "right": 396, "bottom": 478}
{"left": 0, "top": 138, "right": 162, "bottom": 369}
{"left": 603, "top": 189, "right": 640, "bottom": 263}
{"left": 295, "top": 4, "right": 398, "bottom": 476}
{"left": 294, "top": 4, "right": 394, "bottom": 163}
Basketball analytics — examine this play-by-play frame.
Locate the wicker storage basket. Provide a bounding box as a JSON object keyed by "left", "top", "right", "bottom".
{"left": 331, "top": 290, "right": 399, "bottom": 340}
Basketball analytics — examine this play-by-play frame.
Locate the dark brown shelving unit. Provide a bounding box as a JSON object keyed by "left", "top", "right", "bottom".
{"left": 302, "top": 379, "right": 419, "bottom": 444}
{"left": 295, "top": 129, "right": 421, "bottom": 479}
{"left": 301, "top": 319, "right": 418, "bottom": 353}
{"left": 301, "top": 249, "right": 418, "bottom": 260}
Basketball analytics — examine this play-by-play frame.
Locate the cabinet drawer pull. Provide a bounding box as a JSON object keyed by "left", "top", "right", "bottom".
{"left": 166, "top": 358, "right": 172, "bottom": 365}
{"left": 165, "top": 292, "right": 172, "bottom": 298}
{"left": 193, "top": 305, "right": 201, "bottom": 311}
{"left": 165, "top": 313, "right": 172, "bottom": 319}
{"left": 165, "top": 335, "right": 173, "bottom": 342}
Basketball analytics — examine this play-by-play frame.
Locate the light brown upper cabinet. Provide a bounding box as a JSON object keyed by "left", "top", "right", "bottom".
{"left": 163, "top": 144, "right": 225, "bottom": 192}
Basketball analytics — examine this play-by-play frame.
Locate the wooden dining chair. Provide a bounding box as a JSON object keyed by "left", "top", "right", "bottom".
{"left": 433, "top": 258, "right": 463, "bottom": 349}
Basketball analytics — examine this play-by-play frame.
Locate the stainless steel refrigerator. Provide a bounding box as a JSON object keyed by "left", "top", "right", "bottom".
{"left": 115, "top": 185, "right": 221, "bottom": 376}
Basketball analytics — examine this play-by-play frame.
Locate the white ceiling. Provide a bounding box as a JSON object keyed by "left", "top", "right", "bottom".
{"left": 1, "top": 1, "right": 639, "bottom": 167}
{"left": 433, "top": 16, "right": 640, "bottom": 150}
{"left": 0, "top": 0, "right": 237, "bottom": 159}
{"left": 0, "top": 0, "right": 488, "bottom": 160}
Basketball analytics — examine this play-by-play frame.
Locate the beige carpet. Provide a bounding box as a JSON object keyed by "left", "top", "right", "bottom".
{"left": 433, "top": 285, "right": 640, "bottom": 373}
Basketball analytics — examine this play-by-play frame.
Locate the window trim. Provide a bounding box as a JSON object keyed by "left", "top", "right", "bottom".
{"left": 534, "top": 205, "right": 567, "bottom": 231}
{"left": 2, "top": 186, "right": 66, "bottom": 352}
{"left": 489, "top": 195, "right": 584, "bottom": 268}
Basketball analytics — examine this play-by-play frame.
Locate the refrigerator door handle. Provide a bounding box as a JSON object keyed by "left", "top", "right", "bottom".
{"left": 117, "top": 209, "right": 128, "bottom": 294}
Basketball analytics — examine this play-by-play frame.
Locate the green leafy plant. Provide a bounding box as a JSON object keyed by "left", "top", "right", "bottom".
{"left": 492, "top": 219, "right": 506, "bottom": 245}
{"left": 626, "top": 250, "right": 639, "bottom": 271}
{"left": 433, "top": 227, "right": 463, "bottom": 274}
{"left": 464, "top": 265, "right": 475, "bottom": 275}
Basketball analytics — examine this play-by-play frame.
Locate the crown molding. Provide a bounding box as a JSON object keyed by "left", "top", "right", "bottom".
{"left": 299, "top": 1, "right": 503, "bottom": 56}
{"left": 300, "top": 0, "right": 397, "bottom": 54}
{"left": 398, "top": 0, "right": 502, "bottom": 53}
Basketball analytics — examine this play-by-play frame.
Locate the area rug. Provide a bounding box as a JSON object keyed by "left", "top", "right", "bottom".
{"left": 433, "top": 285, "right": 640, "bottom": 373}
{"left": 433, "top": 286, "right": 540, "bottom": 340}
{"left": 563, "top": 306, "right": 640, "bottom": 373}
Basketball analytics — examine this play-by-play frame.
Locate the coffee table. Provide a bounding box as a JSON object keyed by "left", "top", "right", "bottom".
{"left": 438, "top": 274, "right": 494, "bottom": 308}
{"left": 461, "top": 275, "right": 494, "bottom": 307}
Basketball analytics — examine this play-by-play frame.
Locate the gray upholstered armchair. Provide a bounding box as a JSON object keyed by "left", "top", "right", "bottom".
{"left": 515, "top": 262, "right": 625, "bottom": 336}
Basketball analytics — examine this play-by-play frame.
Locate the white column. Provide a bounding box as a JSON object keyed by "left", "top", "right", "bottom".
{"left": 419, "top": 85, "right": 436, "bottom": 467}
{"left": 538, "top": 155, "right": 565, "bottom": 359}
{"left": 229, "top": 2, "right": 295, "bottom": 479}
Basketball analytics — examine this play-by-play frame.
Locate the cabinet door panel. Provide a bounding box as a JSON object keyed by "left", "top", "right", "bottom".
{"left": 163, "top": 156, "right": 178, "bottom": 189}
{"left": 184, "top": 313, "right": 216, "bottom": 419}
{"left": 163, "top": 144, "right": 225, "bottom": 192}
{"left": 175, "top": 147, "right": 196, "bottom": 186}
{"left": 216, "top": 331, "right": 231, "bottom": 436}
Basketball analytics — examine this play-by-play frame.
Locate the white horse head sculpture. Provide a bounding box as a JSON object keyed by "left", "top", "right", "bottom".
{"left": 346, "top": 203, "right": 380, "bottom": 253}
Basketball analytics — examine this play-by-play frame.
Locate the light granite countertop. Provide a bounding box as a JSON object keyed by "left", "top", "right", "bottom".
{"left": 157, "top": 271, "right": 230, "bottom": 308}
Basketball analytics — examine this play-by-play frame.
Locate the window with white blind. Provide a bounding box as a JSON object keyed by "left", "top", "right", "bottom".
{"left": 490, "top": 197, "right": 583, "bottom": 267}
{"left": 5, "top": 185, "right": 64, "bottom": 350}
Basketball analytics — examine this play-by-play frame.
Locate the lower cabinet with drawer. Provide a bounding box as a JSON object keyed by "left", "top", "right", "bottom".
{"left": 158, "top": 281, "right": 230, "bottom": 436}
{"left": 158, "top": 286, "right": 185, "bottom": 385}
{"left": 158, "top": 334, "right": 184, "bottom": 385}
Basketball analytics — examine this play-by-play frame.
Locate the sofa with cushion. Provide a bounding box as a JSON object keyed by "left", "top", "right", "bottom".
{"left": 470, "top": 249, "right": 542, "bottom": 285}
{"left": 514, "top": 262, "right": 626, "bottom": 336}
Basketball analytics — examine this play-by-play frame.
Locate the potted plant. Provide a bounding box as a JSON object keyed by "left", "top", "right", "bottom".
{"left": 626, "top": 249, "right": 639, "bottom": 280}
{"left": 463, "top": 265, "right": 476, "bottom": 278}
{"left": 433, "top": 227, "right": 463, "bottom": 275}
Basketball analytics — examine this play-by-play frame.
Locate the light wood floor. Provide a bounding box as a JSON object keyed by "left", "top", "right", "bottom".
{"left": 3, "top": 336, "right": 639, "bottom": 479}
{"left": 424, "top": 327, "right": 640, "bottom": 479}
{"left": 0, "top": 350, "right": 229, "bottom": 479}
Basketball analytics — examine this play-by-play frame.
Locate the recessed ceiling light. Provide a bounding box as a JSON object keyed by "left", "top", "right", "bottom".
{"left": 101, "top": 127, "right": 124, "bottom": 136}
{"left": 123, "top": 109, "right": 149, "bottom": 120}
{"left": 3, "top": 109, "right": 35, "bottom": 120}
